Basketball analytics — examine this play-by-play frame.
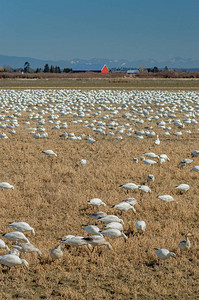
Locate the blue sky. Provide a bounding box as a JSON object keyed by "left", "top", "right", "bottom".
{"left": 1, "top": 0, "right": 199, "bottom": 61}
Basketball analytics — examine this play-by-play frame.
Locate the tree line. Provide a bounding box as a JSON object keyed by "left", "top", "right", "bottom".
{"left": 0, "top": 62, "right": 72, "bottom": 73}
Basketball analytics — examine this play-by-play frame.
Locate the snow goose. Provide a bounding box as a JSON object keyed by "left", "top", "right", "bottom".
{"left": 0, "top": 239, "right": 10, "bottom": 251}
{"left": 139, "top": 185, "right": 151, "bottom": 193}
{"left": 0, "top": 182, "right": 14, "bottom": 189}
{"left": 83, "top": 235, "right": 112, "bottom": 250}
{"left": 155, "top": 135, "right": 160, "bottom": 145}
{"left": 104, "top": 222, "right": 124, "bottom": 231}
{"left": 124, "top": 198, "right": 137, "bottom": 206}
{"left": 147, "top": 174, "right": 155, "bottom": 182}
{"left": 88, "top": 198, "right": 106, "bottom": 207}
{"left": 136, "top": 221, "right": 146, "bottom": 234}
{"left": 160, "top": 154, "right": 170, "bottom": 161}
{"left": 2, "top": 232, "right": 30, "bottom": 243}
{"left": 190, "top": 166, "right": 199, "bottom": 173}
{"left": 98, "top": 215, "right": 124, "bottom": 224}
{"left": 90, "top": 211, "right": 107, "bottom": 219}
{"left": 60, "top": 236, "right": 92, "bottom": 249}
{"left": 178, "top": 233, "right": 193, "bottom": 251}
{"left": 155, "top": 248, "right": 176, "bottom": 260}
{"left": 42, "top": 150, "right": 57, "bottom": 156}
{"left": 0, "top": 254, "right": 29, "bottom": 268}
{"left": 119, "top": 183, "right": 140, "bottom": 192}
{"left": 141, "top": 157, "right": 157, "bottom": 166}
{"left": 50, "top": 244, "right": 65, "bottom": 260}
{"left": 113, "top": 202, "right": 136, "bottom": 213}
{"left": 143, "top": 152, "right": 159, "bottom": 159}
{"left": 83, "top": 225, "right": 102, "bottom": 235}
{"left": 132, "top": 158, "right": 138, "bottom": 163}
{"left": 179, "top": 159, "right": 193, "bottom": 166}
{"left": 8, "top": 222, "right": 35, "bottom": 235}
{"left": 13, "top": 242, "right": 42, "bottom": 256}
{"left": 175, "top": 184, "right": 190, "bottom": 192}
{"left": 191, "top": 150, "right": 199, "bottom": 157}
{"left": 158, "top": 195, "right": 175, "bottom": 202}
{"left": 80, "top": 159, "right": 87, "bottom": 166}
{"left": 100, "top": 229, "right": 127, "bottom": 240}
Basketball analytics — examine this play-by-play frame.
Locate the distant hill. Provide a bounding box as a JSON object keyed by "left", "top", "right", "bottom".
{"left": 0, "top": 54, "right": 199, "bottom": 70}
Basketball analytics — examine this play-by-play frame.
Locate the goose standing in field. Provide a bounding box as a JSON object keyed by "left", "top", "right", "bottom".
{"left": 112, "top": 202, "right": 136, "bottom": 213}
{"left": 143, "top": 152, "right": 159, "bottom": 159}
{"left": 83, "top": 225, "right": 102, "bottom": 236}
{"left": 86, "top": 135, "right": 96, "bottom": 144}
{"left": 90, "top": 211, "right": 107, "bottom": 219}
{"left": 88, "top": 198, "right": 106, "bottom": 207}
{"left": 8, "top": 249, "right": 20, "bottom": 256}
{"left": 13, "top": 242, "right": 42, "bottom": 256}
{"left": 190, "top": 166, "right": 199, "bottom": 173}
{"left": 50, "top": 244, "right": 65, "bottom": 260}
{"left": 104, "top": 222, "right": 124, "bottom": 231}
{"left": 160, "top": 154, "right": 170, "bottom": 161}
{"left": 158, "top": 195, "right": 175, "bottom": 202}
{"left": 100, "top": 228, "right": 127, "bottom": 240}
{"left": 98, "top": 215, "right": 124, "bottom": 224}
{"left": 42, "top": 150, "right": 57, "bottom": 156}
{"left": 136, "top": 221, "right": 146, "bottom": 234}
{"left": 139, "top": 185, "right": 151, "bottom": 193}
{"left": 80, "top": 159, "right": 87, "bottom": 166}
{"left": 8, "top": 222, "right": 35, "bottom": 235}
{"left": 132, "top": 158, "right": 138, "bottom": 163}
{"left": 191, "top": 150, "right": 199, "bottom": 157}
{"left": 175, "top": 184, "right": 190, "bottom": 192}
{"left": 147, "top": 174, "right": 155, "bottom": 182}
{"left": 179, "top": 158, "right": 193, "bottom": 166}
{"left": 155, "top": 248, "right": 176, "bottom": 260}
{"left": 0, "top": 239, "right": 10, "bottom": 251}
{"left": 0, "top": 254, "right": 29, "bottom": 268}
{"left": 60, "top": 235, "right": 92, "bottom": 249}
{"left": 2, "top": 232, "right": 30, "bottom": 243}
{"left": 0, "top": 182, "right": 14, "bottom": 189}
{"left": 124, "top": 197, "right": 137, "bottom": 206}
{"left": 83, "top": 235, "right": 113, "bottom": 250}
{"left": 178, "top": 233, "right": 193, "bottom": 251}
{"left": 155, "top": 135, "right": 160, "bottom": 145}
{"left": 141, "top": 157, "right": 157, "bottom": 166}
{"left": 119, "top": 183, "right": 140, "bottom": 192}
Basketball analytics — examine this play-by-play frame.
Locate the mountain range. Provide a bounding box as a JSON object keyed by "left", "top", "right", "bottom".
{"left": 1, "top": 54, "right": 199, "bottom": 70}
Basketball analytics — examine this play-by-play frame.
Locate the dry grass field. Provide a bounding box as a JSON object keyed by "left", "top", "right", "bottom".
{"left": 0, "top": 88, "right": 198, "bottom": 299}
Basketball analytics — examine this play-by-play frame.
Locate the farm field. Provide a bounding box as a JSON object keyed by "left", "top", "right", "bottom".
{"left": 0, "top": 77, "right": 199, "bottom": 90}
{"left": 0, "top": 88, "right": 198, "bottom": 299}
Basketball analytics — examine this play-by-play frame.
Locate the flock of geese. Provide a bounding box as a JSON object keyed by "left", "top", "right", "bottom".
{"left": 0, "top": 88, "right": 198, "bottom": 269}
{"left": 0, "top": 146, "right": 195, "bottom": 268}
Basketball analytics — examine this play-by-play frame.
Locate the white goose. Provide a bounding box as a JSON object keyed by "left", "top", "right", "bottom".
{"left": 13, "top": 242, "right": 42, "bottom": 256}
{"left": 0, "top": 254, "right": 29, "bottom": 268}
{"left": 2, "top": 232, "right": 30, "bottom": 243}
{"left": 155, "top": 135, "right": 160, "bottom": 145}
{"left": 50, "top": 244, "right": 65, "bottom": 260}
{"left": 175, "top": 184, "right": 190, "bottom": 192}
{"left": 158, "top": 195, "right": 175, "bottom": 202}
{"left": 88, "top": 198, "right": 106, "bottom": 207}
{"left": 98, "top": 215, "right": 124, "bottom": 224}
{"left": 83, "top": 235, "right": 112, "bottom": 250}
{"left": 136, "top": 221, "right": 146, "bottom": 233}
{"left": 104, "top": 222, "right": 124, "bottom": 231}
{"left": 119, "top": 183, "right": 140, "bottom": 192}
{"left": 0, "top": 239, "right": 10, "bottom": 251}
{"left": 42, "top": 150, "right": 57, "bottom": 156}
{"left": 100, "top": 229, "right": 127, "bottom": 240}
{"left": 155, "top": 248, "right": 176, "bottom": 260}
{"left": 113, "top": 202, "right": 136, "bottom": 213}
{"left": 9, "top": 222, "right": 35, "bottom": 235}
{"left": 83, "top": 225, "right": 102, "bottom": 235}
{"left": 0, "top": 182, "right": 14, "bottom": 189}
{"left": 178, "top": 233, "right": 192, "bottom": 251}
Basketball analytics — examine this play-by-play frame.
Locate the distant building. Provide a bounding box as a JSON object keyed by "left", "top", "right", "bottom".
{"left": 127, "top": 69, "right": 139, "bottom": 74}
{"left": 101, "top": 65, "right": 109, "bottom": 73}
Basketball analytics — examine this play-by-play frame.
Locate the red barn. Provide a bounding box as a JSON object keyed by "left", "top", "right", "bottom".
{"left": 101, "top": 65, "right": 109, "bottom": 73}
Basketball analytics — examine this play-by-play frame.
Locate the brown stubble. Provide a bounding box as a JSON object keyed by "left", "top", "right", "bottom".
{"left": 0, "top": 94, "right": 198, "bottom": 299}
